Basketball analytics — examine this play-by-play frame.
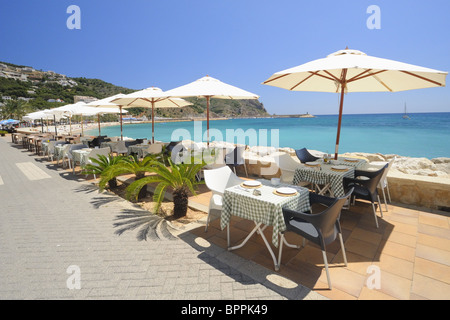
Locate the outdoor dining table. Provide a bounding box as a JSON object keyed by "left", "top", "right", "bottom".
{"left": 128, "top": 144, "right": 149, "bottom": 158}
{"left": 53, "top": 144, "right": 70, "bottom": 164}
{"left": 71, "top": 148, "right": 93, "bottom": 173}
{"left": 292, "top": 158, "right": 367, "bottom": 197}
{"left": 80, "top": 137, "right": 94, "bottom": 147}
{"left": 100, "top": 141, "right": 119, "bottom": 152}
{"left": 220, "top": 179, "right": 311, "bottom": 271}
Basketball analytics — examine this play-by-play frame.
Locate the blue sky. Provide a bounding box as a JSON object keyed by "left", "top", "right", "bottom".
{"left": 0, "top": 0, "right": 449, "bottom": 115}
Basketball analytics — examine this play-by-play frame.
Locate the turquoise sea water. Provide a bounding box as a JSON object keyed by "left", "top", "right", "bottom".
{"left": 86, "top": 112, "right": 450, "bottom": 159}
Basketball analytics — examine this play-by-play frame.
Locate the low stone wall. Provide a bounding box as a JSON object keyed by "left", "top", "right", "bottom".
{"left": 387, "top": 171, "right": 450, "bottom": 211}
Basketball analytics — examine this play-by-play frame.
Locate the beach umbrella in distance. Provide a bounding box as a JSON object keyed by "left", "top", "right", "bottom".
{"left": 164, "top": 75, "right": 259, "bottom": 144}
{"left": 263, "top": 48, "right": 448, "bottom": 159}
{"left": 0, "top": 119, "right": 20, "bottom": 125}
{"left": 47, "top": 102, "right": 127, "bottom": 136}
{"left": 45, "top": 102, "right": 91, "bottom": 136}
{"left": 86, "top": 94, "right": 128, "bottom": 140}
{"left": 111, "top": 87, "right": 192, "bottom": 143}
{"left": 24, "top": 109, "right": 67, "bottom": 135}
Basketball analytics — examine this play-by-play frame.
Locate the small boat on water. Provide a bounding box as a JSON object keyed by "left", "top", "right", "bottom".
{"left": 402, "top": 103, "right": 411, "bottom": 120}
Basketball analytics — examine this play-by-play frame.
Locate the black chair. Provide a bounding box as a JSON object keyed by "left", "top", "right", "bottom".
{"left": 279, "top": 188, "right": 354, "bottom": 289}
{"left": 165, "top": 141, "right": 182, "bottom": 153}
{"left": 88, "top": 136, "right": 110, "bottom": 148}
{"left": 224, "top": 146, "right": 248, "bottom": 177}
{"left": 295, "top": 148, "right": 320, "bottom": 163}
{"left": 343, "top": 164, "right": 388, "bottom": 228}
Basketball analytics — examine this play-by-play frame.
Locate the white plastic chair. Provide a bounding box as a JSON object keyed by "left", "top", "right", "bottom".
{"left": 58, "top": 144, "right": 72, "bottom": 167}
{"left": 272, "top": 153, "right": 310, "bottom": 187}
{"left": 63, "top": 143, "right": 85, "bottom": 169}
{"left": 379, "top": 157, "right": 395, "bottom": 211}
{"left": 358, "top": 157, "right": 395, "bottom": 212}
{"left": 84, "top": 147, "right": 110, "bottom": 179}
{"left": 143, "top": 143, "right": 163, "bottom": 157}
{"left": 204, "top": 166, "right": 244, "bottom": 232}
{"left": 45, "top": 140, "right": 58, "bottom": 161}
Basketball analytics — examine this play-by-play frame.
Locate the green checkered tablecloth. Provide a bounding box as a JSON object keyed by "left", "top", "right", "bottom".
{"left": 55, "top": 144, "right": 69, "bottom": 162}
{"left": 221, "top": 180, "right": 310, "bottom": 248}
{"left": 293, "top": 163, "right": 354, "bottom": 197}
{"left": 128, "top": 145, "right": 149, "bottom": 158}
{"left": 72, "top": 149, "right": 92, "bottom": 168}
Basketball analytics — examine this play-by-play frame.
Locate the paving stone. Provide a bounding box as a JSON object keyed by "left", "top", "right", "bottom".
{"left": 0, "top": 136, "right": 320, "bottom": 300}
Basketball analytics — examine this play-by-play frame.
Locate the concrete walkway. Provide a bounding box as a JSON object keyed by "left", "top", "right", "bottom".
{"left": 0, "top": 135, "right": 324, "bottom": 300}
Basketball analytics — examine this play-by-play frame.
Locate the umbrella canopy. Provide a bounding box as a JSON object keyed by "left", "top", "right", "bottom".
{"left": 263, "top": 48, "right": 448, "bottom": 159}
{"left": 45, "top": 102, "right": 91, "bottom": 135}
{"left": 47, "top": 101, "right": 126, "bottom": 135}
{"left": 164, "top": 75, "right": 259, "bottom": 144}
{"left": 86, "top": 94, "right": 128, "bottom": 140}
{"left": 111, "top": 87, "right": 192, "bottom": 143}
{"left": 23, "top": 110, "right": 66, "bottom": 121}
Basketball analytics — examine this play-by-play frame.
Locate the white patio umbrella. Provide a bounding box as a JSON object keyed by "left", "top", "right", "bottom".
{"left": 263, "top": 48, "right": 448, "bottom": 159}
{"left": 86, "top": 94, "right": 128, "bottom": 140}
{"left": 24, "top": 109, "right": 67, "bottom": 134}
{"left": 23, "top": 109, "right": 66, "bottom": 121}
{"left": 46, "top": 102, "right": 91, "bottom": 136}
{"left": 46, "top": 102, "right": 127, "bottom": 136}
{"left": 111, "top": 87, "right": 192, "bottom": 143}
{"left": 164, "top": 75, "right": 259, "bottom": 144}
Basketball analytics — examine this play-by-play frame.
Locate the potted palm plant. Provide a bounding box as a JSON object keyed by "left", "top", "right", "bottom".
{"left": 125, "top": 158, "right": 205, "bottom": 219}
{"left": 82, "top": 154, "right": 128, "bottom": 189}
{"left": 99, "top": 155, "right": 154, "bottom": 200}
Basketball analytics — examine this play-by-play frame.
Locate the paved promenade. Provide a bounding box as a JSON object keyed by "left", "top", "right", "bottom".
{"left": 0, "top": 136, "right": 323, "bottom": 300}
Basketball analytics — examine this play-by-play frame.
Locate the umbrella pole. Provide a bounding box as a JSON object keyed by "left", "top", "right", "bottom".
{"left": 69, "top": 117, "right": 72, "bottom": 136}
{"left": 81, "top": 114, "right": 84, "bottom": 136}
{"left": 54, "top": 115, "right": 57, "bottom": 136}
{"left": 334, "top": 69, "right": 348, "bottom": 160}
{"left": 98, "top": 114, "right": 101, "bottom": 136}
{"left": 120, "top": 106, "right": 123, "bottom": 141}
{"left": 206, "top": 96, "right": 210, "bottom": 146}
{"left": 40, "top": 118, "right": 44, "bottom": 133}
{"left": 152, "top": 101, "right": 155, "bottom": 144}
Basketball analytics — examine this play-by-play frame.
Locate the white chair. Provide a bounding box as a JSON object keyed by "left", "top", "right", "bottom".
{"left": 204, "top": 166, "right": 244, "bottom": 232}
{"left": 63, "top": 143, "right": 85, "bottom": 169}
{"left": 143, "top": 143, "right": 163, "bottom": 157}
{"left": 357, "top": 157, "right": 395, "bottom": 212}
{"left": 377, "top": 157, "right": 395, "bottom": 211}
{"left": 272, "top": 153, "right": 310, "bottom": 187}
{"left": 58, "top": 144, "right": 72, "bottom": 167}
{"left": 45, "top": 140, "right": 58, "bottom": 161}
{"left": 84, "top": 147, "right": 110, "bottom": 179}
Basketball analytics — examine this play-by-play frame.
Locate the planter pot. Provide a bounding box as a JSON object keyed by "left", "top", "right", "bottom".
{"left": 135, "top": 174, "right": 147, "bottom": 200}
{"left": 108, "top": 178, "right": 118, "bottom": 189}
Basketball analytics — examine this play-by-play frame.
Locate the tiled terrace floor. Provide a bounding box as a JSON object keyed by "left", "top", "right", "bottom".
{"left": 187, "top": 181, "right": 450, "bottom": 300}
{"left": 25, "top": 145, "right": 450, "bottom": 300}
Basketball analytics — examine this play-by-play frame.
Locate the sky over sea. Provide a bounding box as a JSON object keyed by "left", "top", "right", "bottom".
{"left": 0, "top": 0, "right": 449, "bottom": 115}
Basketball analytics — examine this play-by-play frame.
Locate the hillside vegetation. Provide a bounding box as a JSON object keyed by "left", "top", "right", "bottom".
{"left": 0, "top": 61, "right": 269, "bottom": 119}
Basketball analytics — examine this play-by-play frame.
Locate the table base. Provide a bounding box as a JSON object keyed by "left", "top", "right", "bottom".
{"left": 227, "top": 222, "right": 280, "bottom": 271}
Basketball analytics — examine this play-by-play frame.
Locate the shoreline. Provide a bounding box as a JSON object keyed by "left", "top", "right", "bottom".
{"left": 16, "top": 121, "right": 450, "bottom": 179}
